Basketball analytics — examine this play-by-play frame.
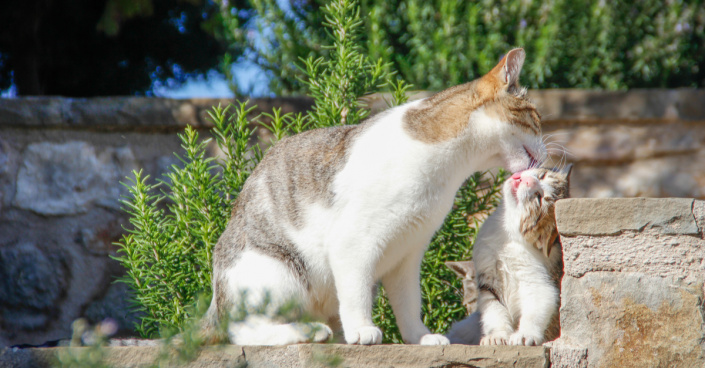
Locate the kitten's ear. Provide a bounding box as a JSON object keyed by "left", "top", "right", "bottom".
{"left": 561, "top": 163, "right": 574, "bottom": 177}
{"left": 486, "top": 48, "right": 526, "bottom": 88}
{"left": 445, "top": 261, "right": 476, "bottom": 279}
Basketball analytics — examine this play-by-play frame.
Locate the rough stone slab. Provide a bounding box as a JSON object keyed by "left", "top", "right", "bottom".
{"left": 0, "top": 97, "right": 313, "bottom": 131}
{"left": 559, "top": 273, "right": 704, "bottom": 368}
{"left": 694, "top": 200, "right": 705, "bottom": 239}
{"left": 544, "top": 342, "right": 587, "bottom": 368}
{"left": 560, "top": 231, "right": 704, "bottom": 283}
{"left": 564, "top": 152, "right": 705, "bottom": 198}
{"left": 556, "top": 198, "right": 699, "bottom": 236}
{"left": 0, "top": 344, "right": 549, "bottom": 368}
{"left": 13, "top": 141, "right": 138, "bottom": 215}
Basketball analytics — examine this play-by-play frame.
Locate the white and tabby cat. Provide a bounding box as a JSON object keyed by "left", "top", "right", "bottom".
{"left": 447, "top": 165, "right": 572, "bottom": 346}
{"left": 202, "top": 48, "right": 546, "bottom": 346}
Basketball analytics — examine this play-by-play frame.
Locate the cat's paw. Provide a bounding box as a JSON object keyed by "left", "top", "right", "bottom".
{"left": 419, "top": 334, "right": 450, "bottom": 345}
{"left": 508, "top": 332, "right": 543, "bottom": 346}
{"left": 308, "top": 323, "right": 334, "bottom": 343}
{"left": 346, "top": 326, "right": 383, "bottom": 345}
{"left": 480, "top": 332, "right": 509, "bottom": 346}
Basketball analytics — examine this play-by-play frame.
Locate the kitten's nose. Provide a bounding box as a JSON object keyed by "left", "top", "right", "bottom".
{"left": 521, "top": 175, "right": 538, "bottom": 188}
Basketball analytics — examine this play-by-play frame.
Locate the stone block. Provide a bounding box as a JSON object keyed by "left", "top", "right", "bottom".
{"left": 556, "top": 198, "right": 699, "bottom": 236}
{"left": 694, "top": 200, "right": 705, "bottom": 239}
{"left": 560, "top": 231, "right": 704, "bottom": 283}
{"left": 559, "top": 273, "right": 704, "bottom": 368}
{"left": 13, "top": 141, "right": 137, "bottom": 215}
{"left": 0, "top": 242, "right": 68, "bottom": 331}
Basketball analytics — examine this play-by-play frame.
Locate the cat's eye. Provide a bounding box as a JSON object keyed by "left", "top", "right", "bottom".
{"left": 540, "top": 171, "right": 547, "bottom": 179}
{"left": 536, "top": 192, "right": 542, "bottom": 201}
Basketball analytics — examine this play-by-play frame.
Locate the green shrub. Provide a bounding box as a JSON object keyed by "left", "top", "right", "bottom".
{"left": 116, "top": 0, "right": 504, "bottom": 342}
{"left": 220, "top": 0, "right": 705, "bottom": 94}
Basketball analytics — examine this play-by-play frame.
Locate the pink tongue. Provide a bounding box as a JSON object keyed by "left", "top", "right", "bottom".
{"left": 511, "top": 172, "right": 522, "bottom": 180}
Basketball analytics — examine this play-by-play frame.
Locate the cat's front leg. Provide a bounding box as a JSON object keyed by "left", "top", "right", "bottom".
{"left": 381, "top": 252, "right": 450, "bottom": 345}
{"left": 478, "top": 289, "right": 513, "bottom": 345}
{"left": 509, "top": 278, "right": 558, "bottom": 346}
{"left": 330, "top": 245, "right": 383, "bottom": 345}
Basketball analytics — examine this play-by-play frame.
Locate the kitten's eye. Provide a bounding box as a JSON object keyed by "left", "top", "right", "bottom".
{"left": 540, "top": 171, "right": 547, "bottom": 179}
{"left": 536, "top": 192, "right": 542, "bottom": 202}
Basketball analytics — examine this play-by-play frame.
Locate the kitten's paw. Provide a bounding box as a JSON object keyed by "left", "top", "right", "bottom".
{"left": 508, "top": 332, "right": 543, "bottom": 346}
{"left": 480, "top": 332, "right": 509, "bottom": 346}
{"left": 346, "top": 326, "right": 383, "bottom": 345}
{"left": 309, "top": 323, "right": 334, "bottom": 343}
{"left": 419, "top": 334, "right": 450, "bottom": 345}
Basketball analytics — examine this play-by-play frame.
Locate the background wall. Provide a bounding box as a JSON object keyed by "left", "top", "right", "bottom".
{"left": 0, "top": 89, "right": 703, "bottom": 346}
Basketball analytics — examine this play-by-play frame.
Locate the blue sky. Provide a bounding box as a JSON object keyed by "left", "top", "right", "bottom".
{"left": 153, "top": 60, "right": 271, "bottom": 98}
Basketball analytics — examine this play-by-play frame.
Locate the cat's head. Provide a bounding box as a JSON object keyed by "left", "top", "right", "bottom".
{"left": 503, "top": 164, "right": 573, "bottom": 257}
{"left": 403, "top": 48, "right": 546, "bottom": 173}
{"left": 475, "top": 49, "right": 545, "bottom": 173}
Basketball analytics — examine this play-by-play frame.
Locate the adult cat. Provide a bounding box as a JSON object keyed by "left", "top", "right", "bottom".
{"left": 203, "top": 48, "right": 545, "bottom": 346}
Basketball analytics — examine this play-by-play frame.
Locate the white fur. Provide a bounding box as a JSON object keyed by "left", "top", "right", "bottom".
{"left": 449, "top": 171, "right": 559, "bottom": 346}
{"left": 226, "top": 99, "right": 544, "bottom": 345}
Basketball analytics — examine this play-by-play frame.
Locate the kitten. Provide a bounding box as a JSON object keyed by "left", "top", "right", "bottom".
{"left": 202, "top": 48, "right": 546, "bottom": 346}
{"left": 447, "top": 165, "right": 572, "bottom": 346}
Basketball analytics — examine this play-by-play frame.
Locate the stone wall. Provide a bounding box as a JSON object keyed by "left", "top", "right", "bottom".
{"left": 0, "top": 97, "right": 312, "bottom": 346}
{"left": 551, "top": 198, "right": 705, "bottom": 368}
{"left": 0, "top": 90, "right": 703, "bottom": 347}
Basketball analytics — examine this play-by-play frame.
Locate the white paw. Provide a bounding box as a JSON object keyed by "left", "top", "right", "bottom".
{"left": 309, "top": 323, "right": 334, "bottom": 343}
{"left": 346, "top": 326, "right": 383, "bottom": 345}
{"left": 480, "top": 332, "right": 509, "bottom": 346}
{"left": 508, "top": 332, "right": 543, "bottom": 346}
{"left": 419, "top": 334, "right": 450, "bottom": 345}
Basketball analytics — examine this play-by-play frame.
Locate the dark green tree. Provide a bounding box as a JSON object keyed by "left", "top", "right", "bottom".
{"left": 0, "top": 0, "right": 250, "bottom": 96}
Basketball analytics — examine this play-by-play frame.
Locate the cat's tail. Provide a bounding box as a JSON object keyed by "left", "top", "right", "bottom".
{"left": 198, "top": 298, "right": 229, "bottom": 345}
{"left": 446, "top": 312, "right": 482, "bottom": 345}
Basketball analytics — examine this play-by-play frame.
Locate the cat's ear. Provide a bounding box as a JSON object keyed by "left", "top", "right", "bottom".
{"left": 484, "top": 48, "right": 526, "bottom": 89}
{"left": 445, "top": 261, "right": 476, "bottom": 279}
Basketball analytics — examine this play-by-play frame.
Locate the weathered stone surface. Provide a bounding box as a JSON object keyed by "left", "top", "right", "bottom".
{"left": 0, "top": 242, "right": 68, "bottom": 331}
{"left": 83, "top": 283, "right": 141, "bottom": 336}
{"left": 559, "top": 273, "right": 704, "bottom": 368}
{"left": 544, "top": 342, "right": 588, "bottom": 368}
{"left": 13, "top": 141, "right": 137, "bottom": 215}
{"left": 694, "top": 200, "right": 705, "bottom": 239}
{"left": 0, "top": 344, "right": 549, "bottom": 368}
{"left": 564, "top": 152, "right": 705, "bottom": 198}
{"left": 0, "top": 97, "right": 313, "bottom": 130}
{"left": 556, "top": 198, "right": 699, "bottom": 236}
{"left": 560, "top": 230, "right": 704, "bottom": 283}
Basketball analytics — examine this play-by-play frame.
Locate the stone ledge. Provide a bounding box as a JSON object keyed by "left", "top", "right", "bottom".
{"left": 0, "top": 97, "right": 313, "bottom": 131}
{"left": 555, "top": 198, "right": 700, "bottom": 236}
{"left": 2, "top": 89, "right": 705, "bottom": 131}
{"left": 0, "top": 344, "right": 549, "bottom": 368}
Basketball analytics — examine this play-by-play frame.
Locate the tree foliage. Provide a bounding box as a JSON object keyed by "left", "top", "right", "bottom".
{"left": 0, "top": 0, "right": 246, "bottom": 96}
{"left": 220, "top": 0, "right": 705, "bottom": 94}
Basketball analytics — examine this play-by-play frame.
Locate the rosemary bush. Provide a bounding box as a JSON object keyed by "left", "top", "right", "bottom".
{"left": 116, "top": 0, "right": 505, "bottom": 343}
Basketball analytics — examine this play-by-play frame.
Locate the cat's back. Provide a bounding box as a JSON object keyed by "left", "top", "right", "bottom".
{"left": 234, "top": 122, "right": 370, "bottom": 222}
